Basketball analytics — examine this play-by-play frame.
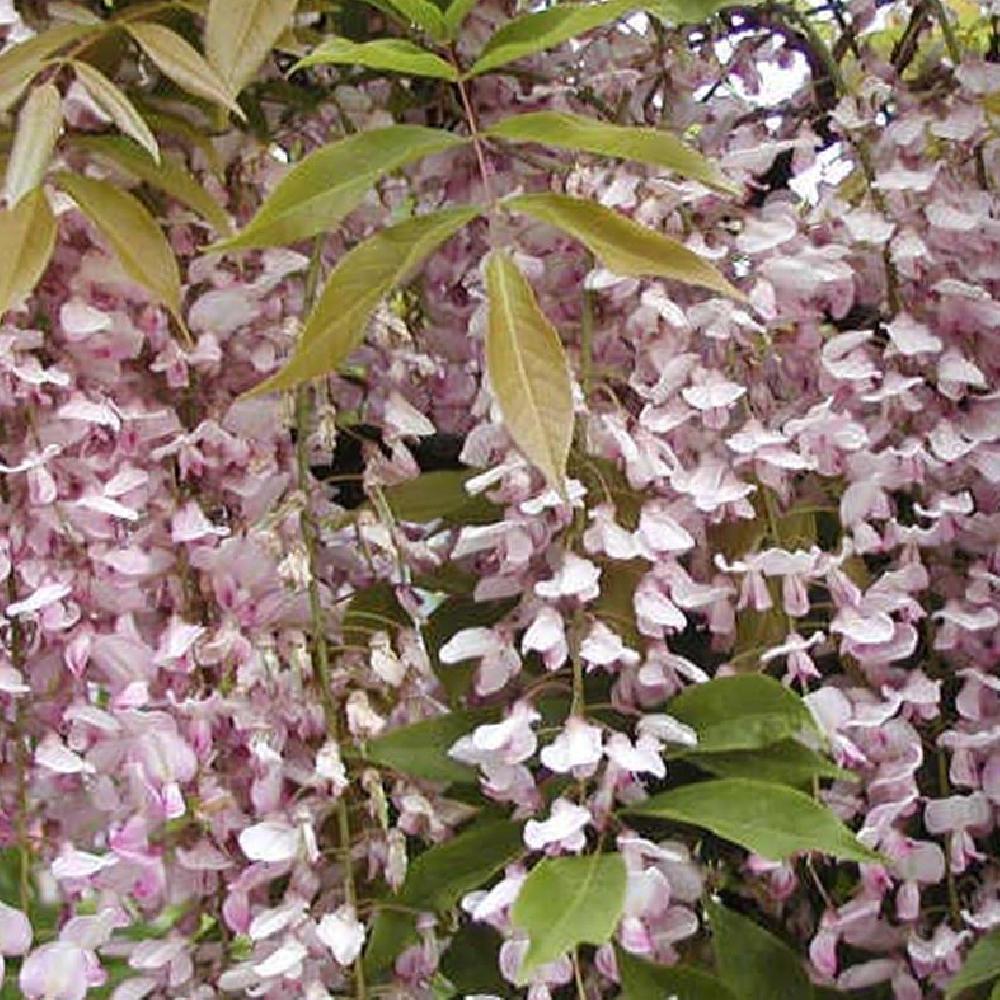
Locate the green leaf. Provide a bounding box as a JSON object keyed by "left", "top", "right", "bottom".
{"left": 617, "top": 946, "right": 738, "bottom": 1000}
{"left": 5, "top": 83, "right": 61, "bottom": 206}
{"left": 0, "top": 23, "right": 100, "bottom": 113}
{"left": 667, "top": 675, "right": 817, "bottom": 755}
{"left": 383, "top": 469, "right": 500, "bottom": 525}
{"left": 342, "top": 581, "right": 409, "bottom": 645}
{"left": 54, "top": 171, "right": 184, "bottom": 327}
{"left": 400, "top": 818, "right": 523, "bottom": 912}
{"left": 485, "top": 111, "right": 737, "bottom": 194}
{"left": 642, "top": 0, "right": 745, "bottom": 25}
{"left": 592, "top": 558, "right": 645, "bottom": 650}
{"left": 386, "top": 0, "right": 448, "bottom": 39}
{"left": 294, "top": 37, "right": 458, "bottom": 79}
{"left": 425, "top": 594, "right": 517, "bottom": 701}
{"left": 246, "top": 205, "right": 480, "bottom": 395}
{"left": 73, "top": 135, "right": 231, "bottom": 235}
{"left": 507, "top": 193, "right": 742, "bottom": 298}
{"left": 0, "top": 188, "right": 56, "bottom": 318}
{"left": 364, "top": 907, "right": 418, "bottom": 980}
{"left": 692, "top": 741, "right": 854, "bottom": 789}
{"left": 512, "top": 852, "right": 626, "bottom": 982}
{"left": 484, "top": 249, "right": 574, "bottom": 494}
{"left": 364, "top": 707, "right": 499, "bottom": 783}
{"left": 206, "top": 0, "right": 299, "bottom": 95}
{"left": 71, "top": 61, "right": 160, "bottom": 162}
{"left": 707, "top": 900, "right": 813, "bottom": 1000}
{"left": 442, "top": 0, "right": 480, "bottom": 38}
{"left": 440, "top": 923, "right": 509, "bottom": 996}
{"left": 946, "top": 929, "right": 1000, "bottom": 999}
{"left": 213, "top": 126, "right": 465, "bottom": 251}
{"left": 126, "top": 22, "right": 243, "bottom": 119}
{"left": 468, "top": 0, "right": 636, "bottom": 76}
{"left": 627, "top": 779, "right": 878, "bottom": 862}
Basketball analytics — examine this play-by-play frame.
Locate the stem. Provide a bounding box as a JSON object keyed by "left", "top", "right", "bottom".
{"left": 0, "top": 462, "right": 31, "bottom": 915}
{"left": 573, "top": 948, "right": 587, "bottom": 999}
{"left": 293, "top": 240, "right": 367, "bottom": 1000}
{"left": 927, "top": 0, "right": 962, "bottom": 65}
{"left": 937, "top": 748, "right": 962, "bottom": 927}
{"left": 783, "top": 4, "right": 901, "bottom": 316}
{"left": 580, "top": 279, "right": 596, "bottom": 404}
{"left": 451, "top": 54, "right": 496, "bottom": 208}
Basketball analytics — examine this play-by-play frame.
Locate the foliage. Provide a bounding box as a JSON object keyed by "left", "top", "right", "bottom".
{"left": 0, "top": 0, "right": 996, "bottom": 998}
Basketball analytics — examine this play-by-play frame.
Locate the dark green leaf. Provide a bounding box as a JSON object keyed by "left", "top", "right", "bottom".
{"left": 214, "top": 126, "right": 465, "bottom": 251}
{"left": 485, "top": 111, "right": 737, "bottom": 193}
{"left": 440, "top": 923, "right": 509, "bottom": 996}
{"left": 627, "top": 779, "right": 878, "bottom": 862}
{"left": 667, "top": 675, "right": 817, "bottom": 755}
{"left": 294, "top": 37, "right": 458, "bottom": 79}
{"left": 506, "top": 193, "right": 742, "bottom": 297}
{"left": 383, "top": 470, "right": 500, "bottom": 525}
{"left": 617, "top": 946, "right": 738, "bottom": 1000}
{"left": 469, "top": 0, "right": 636, "bottom": 76}
{"left": 591, "top": 558, "right": 645, "bottom": 650}
{"left": 946, "top": 929, "right": 1000, "bottom": 999}
{"left": 400, "top": 819, "right": 523, "bottom": 911}
{"left": 364, "top": 907, "right": 418, "bottom": 980}
{"left": 365, "top": 707, "right": 499, "bottom": 783}
{"left": 512, "top": 852, "right": 627, "bottom": 982}
{"left": 691, "top": 741, "right": 854, "bottom": 789}
{"left": 343, "top": 581, "right": 409, "bottom": 645}
{"left": 707, "top": 900, "right": 813, "bottom": 1000}
{"left": 425, "top": 595, "right": 518, "bottom": 702}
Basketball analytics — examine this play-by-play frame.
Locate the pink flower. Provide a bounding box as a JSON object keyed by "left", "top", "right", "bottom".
{"left": 523, "top": 798, "right": 592, "bottom": 853}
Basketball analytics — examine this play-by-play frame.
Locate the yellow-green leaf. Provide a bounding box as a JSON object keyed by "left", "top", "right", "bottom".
{"left": 5, "top": 83, "right": 61, "bottom": 206}
{"left": 206, "top": 0, "right": 299, "bottom": 95}
{"left": 0, "top": 189, "right": 56, "bottom": 317}
{"left": 484, "top": 250, "right": 574, "bottom": 493}
{"left": 293, "top": 37, "right": 458, "bottom": 80}
{"left": 246, "top": 205, "right": 480, "bottom": 395}
{"left": 126, "top": 22, "right": 243, "bottom": 119}
{"left": 213, "top": 125, "right": 465, "bottom": 251}
{"left": 486, "top": 110, "right": 738, "bottom": 194}
{"left": 643, "top": 0, "right": 747, "bottom": 25}
{"left": 386, "top": 0, "right": 447, "bottom": 39}
{"left": 506, "top": 192, "right": 743, "bottom": 298}
{"left": 443, "top": 0, "right": 480, "bottom": 38}
{"left": 55, "top": 171, "right": 184, "bottom": 325}
{"left": 511, "top": 853, "right": 627, "bottom": 983}
{"left": 73, "top": 134, "right": 231, "bottom": 235}
{"left": 0, "top": 23, "right": 99, "bottom": 114}
{"left": 945, "top": 928, "right": 1000, "bottom": 999}
{"left": 71, "top": 61, "right": 160, "bottom": 163}
{"left": 468, "top": 0, "right": 636, "bottom": 76}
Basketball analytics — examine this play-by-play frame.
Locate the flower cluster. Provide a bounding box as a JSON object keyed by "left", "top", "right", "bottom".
{"left": 0, "top": 0, "right": 997, "bottom": 998}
